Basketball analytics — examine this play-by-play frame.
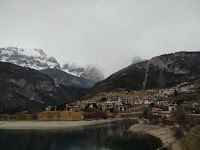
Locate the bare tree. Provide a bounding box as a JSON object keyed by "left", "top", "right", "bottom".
{"left": 31, "top": 113, "right": 38, "bottom": 120}
{"left": 81, "top": 125, "right": 116, "bottom": 150}
{"left": 172, "top": 105, "right": 198, "bottom": 150}
{"left": 18, "top": 113, "right": 27, "bottom": 120}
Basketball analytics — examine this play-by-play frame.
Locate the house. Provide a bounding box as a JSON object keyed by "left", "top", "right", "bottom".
{"left": 89, "top": 103, "right": 94, "bottom": 108}
{"left": 128, "top": 98, "right": 135, "bottom": 105}
{"left": 131, "top": 90, "right": 137, "bottom": 94}
{"left": 146, "top": 89, "right": 155, "bottom": 93}
{"left": 84, "top": 103, "right": 98, "bottom": 110}
{"left": 151, "top": 107, "right": 163, "bottom": 116}
{"left": 193, "top": 103, "right": 200, "bottom": 107}
{"left": 105, "top": 103, "right": 116, "bottom": 110}
{"left": 120, "top": 98, "right": 128, "bottom": 104}
{"left": 167, "top": 87, "right": 177, "bottom": 96}
{"left": 78, "top": 104, "right": 86, "bottom": 111}
{"left": 134, "top": 99, "right": 143, "bottom": 105}
{"left": 118, "top": 105, "right": 128, "bottom": 111}
{"left": 141, "top": 97, "right": 154, "bottom": 104}
{"left": 75, "top": 100, "right": 82, "bottom": 106}
{"left": 96, "top": 102, "right": 106, "bottom": 110}
{"left": 107, "top": 97, "right": 121, "bottom": 105}
{"left": 193, "top": 103, "right": 200, "bottom": 113}
{"left": 168, "top": 104, "right": 177, "bottom": 113}
{"left": 45, "top": 106, "right": 51, "bottom": 111}
{"left": 45, "top": 106, "right": 57, "bottom": 111}
{"left": 160, "top": 111, "right": 170, "bottom": 118}
{"left": 157, "top": 100, "right": 169, "bottom": 106}
{"left": 66, "top": 104, "right": 76, "bottom": 111}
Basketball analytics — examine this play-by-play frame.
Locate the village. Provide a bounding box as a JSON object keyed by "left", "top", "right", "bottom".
{"left": 43, "top": 81, "right": 200, "bottom": 121}
{"left": 0, "top": 81, "right": 199, "bottom": 123}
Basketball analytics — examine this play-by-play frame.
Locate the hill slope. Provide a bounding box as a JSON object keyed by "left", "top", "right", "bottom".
{"left": 85, "top": 52, "right": 200, "bottom": 98}
{"left": 0, "top": 62, "right": 87, "bottom": 113}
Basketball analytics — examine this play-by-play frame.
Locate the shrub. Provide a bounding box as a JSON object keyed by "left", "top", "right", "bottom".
{"left": 174, "top": 128, "right": 183, "bottom": 139}
{"left": 84, "top": 108, "right": 107, "bottom": 119}
{"left": 31, "top": 113, "right": 38, "bottom": 120}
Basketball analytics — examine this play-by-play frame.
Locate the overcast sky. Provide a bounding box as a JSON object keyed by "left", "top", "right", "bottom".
{"left": 0, "top": 0, "right": 200, "bottom": 77}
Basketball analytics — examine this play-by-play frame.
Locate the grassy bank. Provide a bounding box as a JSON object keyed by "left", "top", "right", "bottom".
{"left": 180, "top": 124, "right": 200, "bottom": 150}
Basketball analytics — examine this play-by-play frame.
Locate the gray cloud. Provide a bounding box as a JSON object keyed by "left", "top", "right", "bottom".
{"left": 0, "top": 0, "right": 200, "bottom": 77}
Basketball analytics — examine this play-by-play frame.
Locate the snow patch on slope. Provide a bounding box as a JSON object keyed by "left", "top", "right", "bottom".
{"left": 0, "top": 47, "right": 60, "bottom": 70}
{"left": 0, "top": 46, "right": 105, "bottom": 82}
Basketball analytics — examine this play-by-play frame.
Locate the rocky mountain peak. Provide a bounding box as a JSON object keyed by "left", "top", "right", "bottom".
{"left": 83, "top": 65, "right": 105, "bottom": 82}
{"left": 132, "top": 56, "right": 146, "bottom": 64}
{"left": 61, "top": 63, "right": 104, "bottom": 82}
{"left": 0, "top": 47, "right": 60, "bottom": 70}
{"left": 0, "top": 46, "right": 105, "bottom": 83}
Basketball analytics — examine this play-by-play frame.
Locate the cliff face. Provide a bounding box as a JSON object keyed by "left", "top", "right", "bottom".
{"left": 85, "top": 52, "right": 200, "bottom": 98}
{"left": 147, "top": 52, "right": 200, "bottom": 89}
{"left": 0, "top": 62, "right": 86, "bottom": 113}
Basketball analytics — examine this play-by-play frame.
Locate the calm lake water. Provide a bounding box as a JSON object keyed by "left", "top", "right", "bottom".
{"left": 0, "top": 120, "right": 162, "bottom": 150}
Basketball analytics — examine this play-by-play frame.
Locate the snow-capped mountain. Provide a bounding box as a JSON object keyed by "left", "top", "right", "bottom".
{"left": 0, "top": 47, "right": 104, "bottom": 83}
{"left": 61, "top": 63, "right": 104, "bottom": 82}
{"left": 82, "top": 65, "right": 105, "bottom": 82}
{"left": 61, "top": 63, "right": 85, "bottom": 77}
{"left": 0, "top": 47, "right": 60, "bottom": 70}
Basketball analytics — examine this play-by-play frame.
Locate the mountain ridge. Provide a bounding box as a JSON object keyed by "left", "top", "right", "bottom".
{"left": 0, "top": 62, "right": 88, "bottom": 113}
{"left": 84, "top": 51, "right": 200, "bottom": 99}
{"left": 0, "top": 46, "right": 104, "bottom": 83}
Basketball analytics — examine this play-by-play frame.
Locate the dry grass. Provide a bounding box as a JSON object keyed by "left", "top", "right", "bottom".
{"left": 181, "top": 124, "right": 200, "bottom": 150}
{"left": 11, "top": 110, "right": 114, "bottom": 121}
{"left": 92, "top": 91, "right": 149, "bottom": 100}
{"left": 119, "top": 113, "right": 139, "bottom": 118}
{"left": 167, "top": 142, "right": 173, "bottom": 150}
{"left": 37, "top": 111, "right": 83, "bottom": 121}
{"left": 133, "top": 104, "right": 148, "bottom": 112}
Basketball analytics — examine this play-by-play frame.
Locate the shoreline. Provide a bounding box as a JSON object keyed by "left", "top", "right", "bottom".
{"left": 0, "top": 117, "right": 135, "bottom": 129}
{"left": 129, "top": 120, "right": 175, "bottom": 148}
{"left": 0, "top": 117, "right": 177, "bottom": 149}
{"left": 0, "top": 117, "right": 176, "bottom": 148}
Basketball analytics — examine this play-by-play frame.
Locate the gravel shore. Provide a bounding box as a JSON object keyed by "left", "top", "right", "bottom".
{"left": 0, "top": 118, "right": 130, "bottom": 129}
{"left": 129, "top": 121, "right": 175, "bottom": 148}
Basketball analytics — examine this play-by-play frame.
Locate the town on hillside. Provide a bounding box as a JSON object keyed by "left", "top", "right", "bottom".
{"left": 66, "top": 81, "right": 199, "bottom": 114}
{"left": 1, "top": 81, "right": 199, "bottom": 122}
{"left": 40, "top": 81, "right": 200, "bottom": 121}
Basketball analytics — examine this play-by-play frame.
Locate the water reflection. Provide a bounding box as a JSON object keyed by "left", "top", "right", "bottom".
{"left": 0, "top": 120, "right": 162, "bottom": 150}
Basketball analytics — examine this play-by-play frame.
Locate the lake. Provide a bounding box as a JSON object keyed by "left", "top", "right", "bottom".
{"left": 0, "top": 119, "right": 162, "bottom": 150}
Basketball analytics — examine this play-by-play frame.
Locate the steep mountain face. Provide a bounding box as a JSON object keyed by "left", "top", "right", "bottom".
{"left": 41, "top": 68, "right": 95, "bottom": 89}
{"left": 61, "top": 63, "right": 85, "bottom": 77}
{"left": 85, "top": 52, "right": 200, "bottom": 98}
{"left": 0, "top": 47, "right": 104, "bottom": 83}
{"left": 61, "top": 63, "right": 104, "bottom": 82}
{"left": 82, "top": 65, "right": 105, "bottom": 82}
{"left": 0, "top": 62, "right": 87, "bottom": 113}
{"left": 0, "top": 47, "right": 60, "bottom": 70}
